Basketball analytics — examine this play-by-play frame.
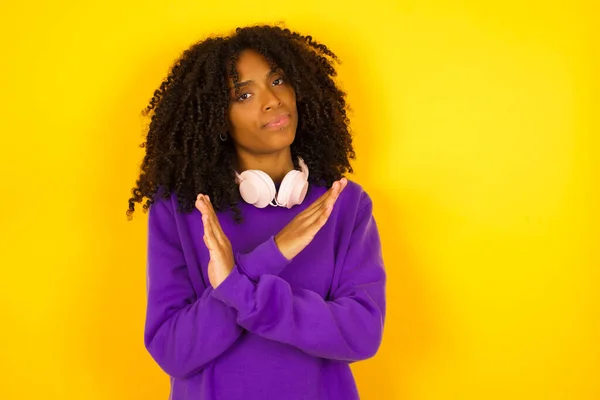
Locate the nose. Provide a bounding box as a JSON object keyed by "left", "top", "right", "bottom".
{"left": 262, "top": 87, "right": 282, "bottom": 111}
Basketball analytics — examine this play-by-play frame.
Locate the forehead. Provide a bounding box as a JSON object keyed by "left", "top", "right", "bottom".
{"left": 233, "top": 49, "right": 276, "bottom": 77}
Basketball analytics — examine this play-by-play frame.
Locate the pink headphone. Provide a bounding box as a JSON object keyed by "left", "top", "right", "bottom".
{"left": 235, "top": 157, "right": 309, "bottom": 209}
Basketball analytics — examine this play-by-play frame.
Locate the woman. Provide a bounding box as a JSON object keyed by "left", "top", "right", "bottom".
{"left": 128, "top": 24, "right": 386, "bottom": 400}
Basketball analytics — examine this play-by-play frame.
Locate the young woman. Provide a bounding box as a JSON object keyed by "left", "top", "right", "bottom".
{"left": 128, "top": 24, "right": 386, "bottom": 400}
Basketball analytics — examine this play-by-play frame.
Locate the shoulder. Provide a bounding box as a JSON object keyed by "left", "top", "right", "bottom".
{"left": 342, "top": 178, "right": 372, "bottom": 207}
{"left": 308, "top": 178, "right": 369, "bottom": 202}
{"left": 323, "top": 178, "right": 377, "bottom": 236}
{"left": 333, "top": 178, "right": 374, "bottom": 218}
{"left": 148, "top": 188, "right": 181, "bottom": 219}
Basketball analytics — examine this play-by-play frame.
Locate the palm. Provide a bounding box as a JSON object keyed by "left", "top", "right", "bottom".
{"left": 207, "top": 256, "right": 219, "bottom": 286}
{"left": 275, "top": 178, "right": 347, "bottom": 260}
{"left": 195, "top": 194, "right": 234, "bottom": 289}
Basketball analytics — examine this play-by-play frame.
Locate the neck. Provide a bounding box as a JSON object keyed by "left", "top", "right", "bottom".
{"left": 235, "top": 148, "right": 295, "bottom": 184}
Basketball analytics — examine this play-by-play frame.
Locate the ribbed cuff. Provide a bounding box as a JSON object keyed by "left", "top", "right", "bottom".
{"left": 210, "top": 265, "right": 256, "bottom": 317}
{"left": 235, "top": 236, "right": 291, "bottom": 282}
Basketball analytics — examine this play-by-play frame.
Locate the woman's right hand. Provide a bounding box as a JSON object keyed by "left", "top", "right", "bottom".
{"left": 274, "top": 178, "right": 348, "bottom": 261}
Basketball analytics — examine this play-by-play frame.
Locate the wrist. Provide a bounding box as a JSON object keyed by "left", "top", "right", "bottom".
{"left": 274, "top": 234, "right": 293, "bottom": 261}
{"left": 236, "top": 236, "right": 292, "bottom": 281}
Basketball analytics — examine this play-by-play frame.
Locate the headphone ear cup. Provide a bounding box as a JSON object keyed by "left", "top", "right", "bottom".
{"left": 288, "top": 177, "right": 309, "bottom": 208}
{"left": 238, "top": 170, "right": 276, "bottom": 208}
{"left": 277, "top": 169, "right": 308, "bottom": 209}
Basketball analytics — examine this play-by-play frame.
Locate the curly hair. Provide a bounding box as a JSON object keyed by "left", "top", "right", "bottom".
{"left": 127, "top": 24, "right": 355, "bottom": 222}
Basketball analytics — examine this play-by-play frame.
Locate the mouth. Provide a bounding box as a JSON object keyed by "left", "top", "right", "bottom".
{"left": 263, "top": 114, "right": 290, "bottom": 129}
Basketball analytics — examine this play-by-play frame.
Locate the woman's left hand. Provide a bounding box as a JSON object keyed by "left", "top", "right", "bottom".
{"left": 195, "top": 194, "right": 234, "bottom": 289}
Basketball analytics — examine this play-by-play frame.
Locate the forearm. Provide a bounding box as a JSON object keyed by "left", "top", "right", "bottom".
{"left": 145, "top": 283, "right": 244, "bottom": 379}
{"left": 211, "top": 265, "right": 385, "bottom": 362}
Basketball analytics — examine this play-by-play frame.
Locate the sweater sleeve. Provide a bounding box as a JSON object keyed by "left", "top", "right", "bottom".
{"left": 210, "top": 196, "right": 386, "bottom": 362}
{"left": 143, "top": 196, "right": 244, "bottom": 379}
{"left": 234, "top": 235, "right": 291, "bottom": 282}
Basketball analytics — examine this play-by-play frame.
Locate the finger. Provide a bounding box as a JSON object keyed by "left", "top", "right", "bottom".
{"left": 206, "top": 196, "right": 221, "bottom": 226}
{"left": 299, "top": 182, "right": 337, "bottom": 224}
{"left": 302, "top": 201, "right": 335, "bottom": 239}
{"left": 300, "top": 178, "right": 345, "bottom": 217}
{"left": 317, "top": 192, "right": 341, "bottom": 228}
{"left": 315, "top": 180, "right": 343, "bottom": 214}
{"left": 203, "top": 232, "right": 211, "bottom": 250}
{"left": 196, "top": 194, "right": 219, "bottom": 219}
{"left": 302, "top": 183, "right": 335, "bottom": 214}
{"left": 317, "top": 205, "right": 333, "bottom": 228}
{"left": 198, "top": 196, "right": 220, "bottom": 249}
{"left": 299, "top": 202, "right": 335, "bottom": 235}
{"left": 197, "top": 195, "right": 219, "bottom": 235}
{"left": 204, "top": 196, "right": 228, "bottom": 245}
{"left": 196, "top": 194, "right": 209, "bottom": 214}
{"left": 202, "top": 214, "right": 215, "bottom": 250}
{"left": 305, "top": 179, "right": 346, "bottom": 227}
{"left": 203, "top": 202, "right": 224, "bottom": 248}
{"left": 310, "top": 190, "right": 330, "bottom": 209}
{"left": 322, "top": 180, "right": 345, "bottom": 210}
{"left": 323, "top": 178, "right": 347, "bottom": 203}
{"left": 324, "top": 177, "right": 348, "bottom": 208}
{"left": 198, "top": 196, "right": 225, "bottom": 254}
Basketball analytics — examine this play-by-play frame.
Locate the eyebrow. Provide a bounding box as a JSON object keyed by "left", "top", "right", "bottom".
{"left": 233, "top": 68, "right": 281, "bottom": 90}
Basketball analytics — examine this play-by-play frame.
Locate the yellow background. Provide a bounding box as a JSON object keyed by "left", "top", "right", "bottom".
{"left": 0, "top": 1, "right": 597, "bottom": 399}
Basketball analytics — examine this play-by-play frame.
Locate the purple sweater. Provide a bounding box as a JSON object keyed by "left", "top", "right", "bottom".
{"left": 144, "top": 180, "right": 386, "bottom": 399}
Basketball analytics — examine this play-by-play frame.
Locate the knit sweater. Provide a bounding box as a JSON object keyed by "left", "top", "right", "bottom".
{"left": 144, "top": 180, "right": 386, "bottom": 399}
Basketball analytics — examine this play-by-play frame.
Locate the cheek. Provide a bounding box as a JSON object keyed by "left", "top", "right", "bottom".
{"left": 228, "top": 108, "right": 251, "bottom": 134}
{"left": 286, "top": 91, "right": 298, "bottom": 112}
{"left": 227, "top": 108, "right": 257, "bottom": 144}
{"left": 227, "top": 108, "right": 240, "bottom": 129}
{"left": 284, "top": 86, "right": 297, "bottom": 102}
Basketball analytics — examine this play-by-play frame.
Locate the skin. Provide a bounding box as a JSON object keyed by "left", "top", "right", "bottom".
{"left": 226, "top": 49, "right": 298, "bottom": 184}
{"left": 195, "top": 49, "right": 348, "bottom": 289}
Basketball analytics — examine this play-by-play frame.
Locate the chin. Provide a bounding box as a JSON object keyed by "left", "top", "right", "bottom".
{"left": 263, "top": 136, "right": 295, "bottom": 155}
{"left": 280, "top": 130, "right": 296, "bottom": 147}
{"left": 269, "top": 140, "right": 295, "bottom": 154}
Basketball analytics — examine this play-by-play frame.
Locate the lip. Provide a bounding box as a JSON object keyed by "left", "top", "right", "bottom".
{"left": 263, "top": 114, "right": 290, "bottom": 129}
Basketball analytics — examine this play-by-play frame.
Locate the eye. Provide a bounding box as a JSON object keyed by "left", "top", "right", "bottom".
{"left": 273, "top": 78, "right": 284, "bottom": 86}
{"left": 237, "top": 93, "right": 251, "bottom": 102}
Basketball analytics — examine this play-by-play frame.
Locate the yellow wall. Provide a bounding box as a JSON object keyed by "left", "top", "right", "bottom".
{"left": 1, "top": 1, "right": 597, "bottom": 399}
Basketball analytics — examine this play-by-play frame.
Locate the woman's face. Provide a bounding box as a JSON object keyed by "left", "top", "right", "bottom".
{"left": 227, "top": 49, "right": 298, "bottom": 157}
